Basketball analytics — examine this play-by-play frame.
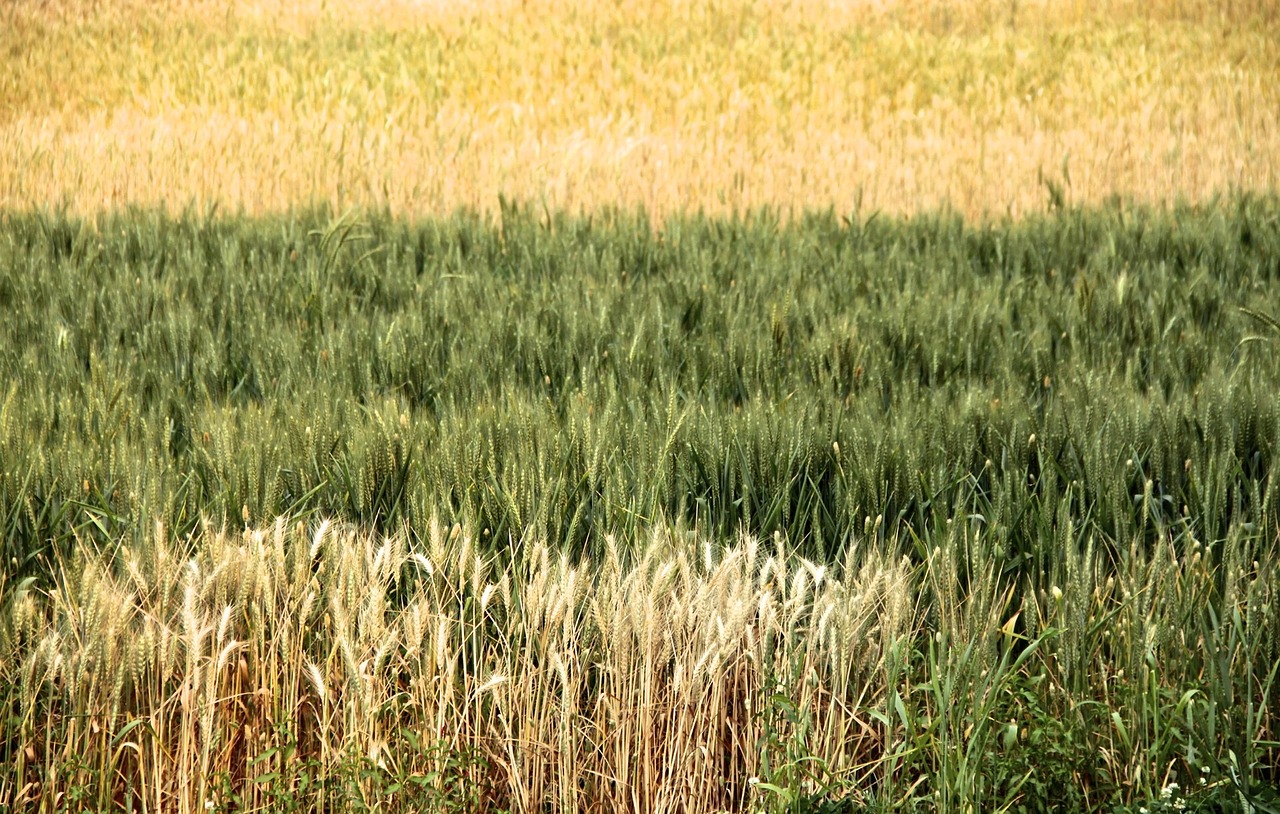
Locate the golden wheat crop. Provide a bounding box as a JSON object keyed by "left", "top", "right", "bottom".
{"left": 1, "top": 518, "right": 918, "bottom": 812}
{"left": 2, "top": 0, "right": 1277, "bottom": 220}
{"left": 5, "top": 515, "right": 1274, "bottom": 811}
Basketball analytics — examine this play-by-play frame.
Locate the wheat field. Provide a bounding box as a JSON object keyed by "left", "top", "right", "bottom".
{"left": 9, "top": 515, "right": 1273, "bottom": 813}
{"left": 3, "top": 0, "right": 1278, "bottom": 219}
{"left": 2, "top": 194, "right": 1278, "bottom": 813}
{"left": 3, "top": 1, "right": 1280, "bottom": 811}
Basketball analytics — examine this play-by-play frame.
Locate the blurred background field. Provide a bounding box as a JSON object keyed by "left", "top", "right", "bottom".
{"left": 3, "top": 0, "right": 1278, "bottom": 219}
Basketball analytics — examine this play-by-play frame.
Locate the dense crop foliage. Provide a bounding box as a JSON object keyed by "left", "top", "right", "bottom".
{"left": 1, "top": 199, "right": 1279, "bottom": 812}
{"left": 5, "top": 1, "right": 1279, "bottom": 810}
{"left": 2, "top": 199, "right": 1279, "bottom": 578}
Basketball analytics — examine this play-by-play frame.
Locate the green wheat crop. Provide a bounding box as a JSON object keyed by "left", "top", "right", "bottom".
{"left": 0, "top": 198, "right": 1278, "bottom": 810}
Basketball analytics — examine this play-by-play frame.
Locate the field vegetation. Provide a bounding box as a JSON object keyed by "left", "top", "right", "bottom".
{"left": 2, "top": 0, "right": 1278, "bottom": 219}
{"left": 4, "top": 0, "right": 1280, "bottom": 810}
{"left": 1, "top": 200, "right": 1279, "bottom": 811}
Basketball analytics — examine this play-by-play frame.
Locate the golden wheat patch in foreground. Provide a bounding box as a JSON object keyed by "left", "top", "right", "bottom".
{"left": 4, "top": 519, "right": 913, "bottom": 812}
{"left": 2, "top": 0, "right": 1278, "bottom": 220}
{"left": 4, "top": 517, "right": 1275, "bottom": 811}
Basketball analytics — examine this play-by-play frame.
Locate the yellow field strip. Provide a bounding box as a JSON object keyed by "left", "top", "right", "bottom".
{"left": 3, "top": 0, "right": 1278, "bottom": 219}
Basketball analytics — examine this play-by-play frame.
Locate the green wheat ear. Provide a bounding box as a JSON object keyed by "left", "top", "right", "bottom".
{"left": 1238, "top": 306, "right": 1280, "bottom": 336}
